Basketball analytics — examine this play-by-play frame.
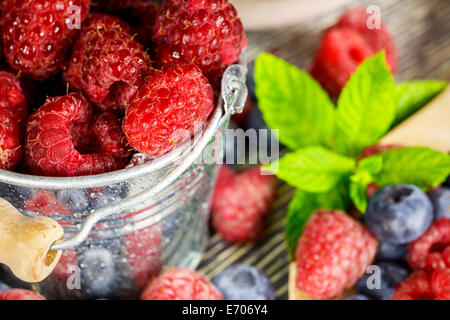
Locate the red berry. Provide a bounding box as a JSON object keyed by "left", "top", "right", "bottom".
{"left": 336, "top": 7, "right": 397, "bottom": 72}
{"left": 392, "top": 269, "right": 450, "bottom": 300}
{"left": 0, "top": 289, "right": 46, "bottom": 300}
{"left": 310, "top": 27, "right": 374, "bottom": 98}
{"left": 64, "top": 14, "right": 153, "bottom": 114}
{"left": 141, "top": 268, "right": 223, "bottom": 300}
{"left": 296, "top": 209, "right": 378, "bottom": 300}
{"left": 124, "top": 224, "right": 162, "bottom": 289}
{"left": 211, "top": 165, "right": 277, "bottom": 243}
{"left": 153, "top": 0, "right": 246, "bottom": 84}
{"left": 360, "top": 144, "right": 401, "bottom": 159}
{"left": 408, "top": 218, "right": 450, "bottom": 272}
{"left": 0, "top": 71, "right": 28, "bottom": 170}
{"left": 1, "top": 0, "right": 91, "bottom": 80}
{"left": 25, "top": 93, "right": 130, "bottom": 177}
{"left": 123, "top": 63, "right": 214, "bottom": 157}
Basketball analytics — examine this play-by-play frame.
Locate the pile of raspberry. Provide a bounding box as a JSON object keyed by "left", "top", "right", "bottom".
{"left": 0, "top": 0, "right": 246, "bottom": 177}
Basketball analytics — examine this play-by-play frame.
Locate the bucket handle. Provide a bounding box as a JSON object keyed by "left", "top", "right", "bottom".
{"left": 50, "top": 64, "right": 248, "bottom": 251}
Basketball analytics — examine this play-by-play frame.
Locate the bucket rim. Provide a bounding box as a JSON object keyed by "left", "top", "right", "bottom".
{"left": 0, "top": 60, "right": 247, "bottom": 189}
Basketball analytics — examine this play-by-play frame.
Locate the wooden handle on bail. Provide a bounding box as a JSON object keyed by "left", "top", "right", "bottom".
{"left": 0, "top": 198, "right": 64, "bottom": 283}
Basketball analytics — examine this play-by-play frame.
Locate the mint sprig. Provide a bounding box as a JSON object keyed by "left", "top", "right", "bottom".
{"left": 255, "top": 52, "right": 450, "bottom": 258}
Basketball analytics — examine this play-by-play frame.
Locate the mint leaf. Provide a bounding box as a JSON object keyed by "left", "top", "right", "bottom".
{"left": 285, "top": 186, "right": 349, "bottom": 259}
{"left": 254, "top": 53, "right": 336, "bottom": 150}
{"left": 394, "top": 80, "right": 447, "bottom": 126}
{"left": 349, "top": 156, "right": 382, "bottom": 213}
{"left": 371, "top": 147, "right": 450, "bottom": 189}
{"left": 335, "top": 52, "right": 396, "bottom": 157}
{"left": 266, "top": 146, "right": 355, "bottom": 193}
{"left": 350, "top": 181, "right": 369, "bottom": 213}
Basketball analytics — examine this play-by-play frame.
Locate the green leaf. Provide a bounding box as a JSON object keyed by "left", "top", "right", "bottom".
{"left": 372, "top": 147, "right": 450, "bottom": 189}
{"left": 348, "top": 155, "right": 382, "bottom": 213}
{"left": 335, "top": 52, "right": 396, "bottom": 157}
{"left": 394, "top": 80, "right": 447, "bottom": 126}
{"left": 350, "top": 181, "right": 368, "bottom": 213}
{"left": 266, "top": 146, "right": 356, "bottom": 193}
{"left": 358, "top": 155, "right": 383, "bottom": 176}
{"left": 285, "top": 186, "right": 349, "bottom": 259}
{"left": 254, "top": 53, "right": 336, "bottom": 150}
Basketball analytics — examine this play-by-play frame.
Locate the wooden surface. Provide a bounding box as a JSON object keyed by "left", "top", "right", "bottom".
{"left": 198, "top": 0, "right": 450, "bottom": 300}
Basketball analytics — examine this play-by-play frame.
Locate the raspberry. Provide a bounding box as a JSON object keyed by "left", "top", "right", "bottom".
{"left": 336, "top": 7, "right": 397, "bottom": 72}
{"left": 211, "top": 165, "right": 277, "bottom": 243}
{"left": 392, "top": 269, "right": 450, "bottom": 300}
{"left": 1, "top": 0, "right": 91, "bottom": 80}
{"left": 25, "top": 93, "right": 130, "bottom": 177}
{"left": 408, "top": 218, "right": 450, "bottom": 272}
{"left": 64, "top": 14, "right": 153, "bottom": 114}
{"left": 0, "top": 289, "right": 46, "bottom": 300}
{"left": 310, "top": 27, "right": 374, "bottom": 98}
{"left": 153, "top": 0, "right": 246, "bottom": 84}
{"left": 123, "top": 63, "right": 214, "bottom": 157}
{"left": 360, "top": 144, "right": 401, "bottom": 159}
{"left": 0, "top": 71, "right": 28, "bottom": 170}
{"left": 141, "top": 268, "right": 223, "bottom": 300}
{"left": 295, "top": 209, "right": 378, "bottom": 300}
{"left": 311, "top": 8, "right": 397, "bottom": 97}
{"left": 124, "top": 224, "right": 162, "bottom": 289}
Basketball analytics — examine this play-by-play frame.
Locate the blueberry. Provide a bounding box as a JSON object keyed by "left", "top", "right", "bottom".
{"left": 443, "top": 176, "right": 450, "bottom": 188}
{"left": 212, "top": 264, "right": 275, "bottom": 300}
{"left": 247, "top": 106, "right": 280, "bottom": 161}
{"left": 0, "top": 281, "right": 10, "bottom": 292}
{"left": 78, "top": 246, "right": 118, "bottom": 298}
{"left": 376, "top": 242, "right": 408, "bottom": 261}
{"left": 356, "top": 262, "right": 411, "bottom": 300}
{"left": 342, "top": 294, "right": 371, "bottom": 300}
{"left": 428, "top": 187, "right": 450, "bottom": 220}
{"left": 246, "top": 61, "right": 256, "bottom": 101}
{"left": 365, "top": 184, "right": 433, "bottom": 244}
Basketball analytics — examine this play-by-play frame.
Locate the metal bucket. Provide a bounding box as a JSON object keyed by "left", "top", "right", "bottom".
{"left": 0, "top": 64, "right": 248, "bottom": 299}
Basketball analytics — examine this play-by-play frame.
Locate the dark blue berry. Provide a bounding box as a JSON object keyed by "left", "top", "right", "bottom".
{"left": 342, "top": 294, "right": 371, "bottom": 300}
{"left": 212, "top": 264, "right": 275, "bottom": 300}
{"left": 78, "top": 246, "right": 118, "bottom": 298}
{"left": 0, "top": 281, "right": 11, "bottom": 292}
{"left": 376, "top": 241, "right": 408, "bottom": 261}
{"left": 365, "top": 184, "right": 433, "bottom": 244}
{"left": 428, "top": 187, "right": 450, "bottom": 220}
{"left": 356, "top": 262, "right": 411, "bottom": 300}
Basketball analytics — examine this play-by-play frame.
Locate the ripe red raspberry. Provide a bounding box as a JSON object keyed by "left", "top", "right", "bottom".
{"left": 64, "top": 14, "right": 153, "bottom": 114}
{"left": 392, "top": 269, "right": 450, "bottom": 300}
{"left": 25, "top": 93, "right": 130, "bottom": 177}
{"left": 1, "top": 0, "right": 91, "bottom": 80}
{"left": 141, "top": 268, "right": 223, "bottom": 300}
{"left": 211, "top": 165, "right": 277, "bottom": 243}
{"left": 296, "top": 209, "right": 378, "bottom": 300}
{"left": 153, "top": 0, "right": 246, "bottom": 84}
{"left": 408, "top": 218, "right": 450, "bottom": 272}
{"left": 123, "top": 63, "right": 214, "bottom": 157}
{"left": 124, "top": 224, "right": 162, "bottom": 289}
{"left": 310, "top": 27, "right": 374, "bottom": 98}
{"left": 336, "top": 7, "right": 397, "bottom": 72}
{"left": 0, "top": 289, "right": 46, "bottom": 300}
{"left": 0, "top": 71, "right": 28, "bottom": 170}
